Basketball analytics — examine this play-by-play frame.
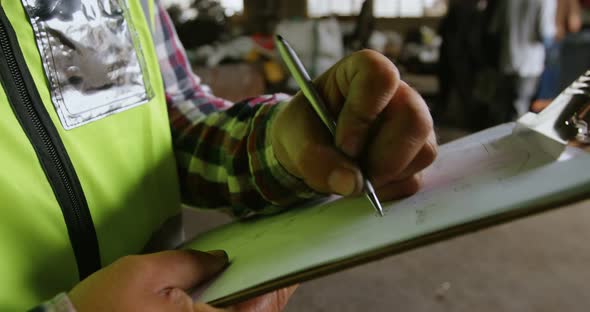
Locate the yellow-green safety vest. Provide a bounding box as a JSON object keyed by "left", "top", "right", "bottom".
{"left": 0, "top": 0, "right": 181, "bottom": 309}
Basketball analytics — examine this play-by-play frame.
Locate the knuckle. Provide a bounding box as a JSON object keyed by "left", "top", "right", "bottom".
{"left": 400, "top": 115, "right": 433, "bottom": 152}
{"left": 381, "top": 175, "right": 424, "bottom": 200}
{"left": 422, "top": 137, "right": 438, "bottom": 166}
{"left": 417, "top": 117, "right": 434, "bottom": 143}
{"left": 348, "top": 103, "right": 379, "bottom": 126}
{"left": 358, "top": 49, "right": 400, "bottom": 86}
{"left": 399, "top": 92, "right": 433, "bottom": 140}
{"left": 403, "top": 175, "right": 423, "bottom": 195}
{"left": 378, "top": 63, "right": 400, "bottom": 91}
{"left": 354, "top": 49, "right": 383, "bottom": 64}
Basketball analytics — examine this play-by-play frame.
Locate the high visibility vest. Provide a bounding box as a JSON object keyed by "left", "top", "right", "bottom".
{"left": 0, "top": 1, "right": 181, "bottom": 309}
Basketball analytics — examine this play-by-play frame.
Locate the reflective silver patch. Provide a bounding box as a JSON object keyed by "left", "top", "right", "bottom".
{"left": 21, "top": 0, "right": 153, "bottom": 129}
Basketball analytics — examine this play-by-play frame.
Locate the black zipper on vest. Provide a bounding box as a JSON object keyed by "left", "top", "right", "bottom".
{"left": 0, "top": 6, "right": 100, "bottom": 280}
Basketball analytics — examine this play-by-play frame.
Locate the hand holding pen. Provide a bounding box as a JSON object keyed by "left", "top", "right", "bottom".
{"left": 276, "top": 35, "right": 383, "bottom": 215}
{"left": 270, "top": 35, "right": 438, "bottom": 213}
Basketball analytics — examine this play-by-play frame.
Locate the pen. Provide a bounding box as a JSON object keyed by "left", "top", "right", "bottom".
{"left": 275, "top": 34, "right": 384, "bottom": 217}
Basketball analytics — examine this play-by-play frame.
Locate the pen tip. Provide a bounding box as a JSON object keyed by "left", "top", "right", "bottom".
{"left": 276, "top": 34, "right": 283, "bottom": 41}
{"left": 364, "top": 181, "right": 384, "bottom": 217}
{"left": 376, "top": 204, "right": 385, "bottom": 217}
{"left": 367, "top": 193, "right": 384, "bottom": 217}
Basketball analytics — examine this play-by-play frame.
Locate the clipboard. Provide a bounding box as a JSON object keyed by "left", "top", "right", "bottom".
{"left": 184, "top": 73, "right": 590, "bottom": 306}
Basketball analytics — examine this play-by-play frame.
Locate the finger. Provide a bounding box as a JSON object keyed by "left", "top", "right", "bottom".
{"left": 375, "top": 174, "right": 424, "bottom": 201}
{"left": 332, "top": 50, "right": 401, "bottom": 158}
{"left": 274, "top": 95, "right": 363, "bottom": 196}
{"left": 140, "top": 250, "right": 228, "bottom": 292}
{"left": 366, "top": 82, "right": 434, "bottom": 186}
{"left": 296, "top": 140, "right": 363, "bottom": 196}
{"left": 194, "top": 302, "right": 227, "bottom": 312}
{"left": 393, "top": 131, "right": 437, "bottom": 181}
{"left": 374, "top": 131, "right": 437, "bottom": 187}
{"left": 232, "top": 285, "right": 299, "bottom": 312}
{"left": 159, "top": 288, "right": 195, "bottom": 312}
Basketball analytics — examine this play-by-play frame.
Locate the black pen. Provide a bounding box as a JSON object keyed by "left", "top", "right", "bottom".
{"left": 275, "top": 34, "right": 384, "bottom": 217}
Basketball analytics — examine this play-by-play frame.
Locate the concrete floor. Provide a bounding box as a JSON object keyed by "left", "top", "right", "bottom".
{"left": 184, "top": 128, "right": 590, "bottom": 311}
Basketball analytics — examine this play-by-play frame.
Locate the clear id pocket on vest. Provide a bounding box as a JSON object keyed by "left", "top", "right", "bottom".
{"left": 21, "top": 0, "right": 153, "bottom": 130}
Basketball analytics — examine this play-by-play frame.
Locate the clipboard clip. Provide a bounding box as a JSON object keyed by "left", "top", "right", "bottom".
{"left": 515, "top": 70, "right": 590, "bottom": 158}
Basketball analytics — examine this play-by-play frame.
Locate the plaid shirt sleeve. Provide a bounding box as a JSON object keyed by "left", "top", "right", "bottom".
{"left": 152, "top": 0, "right": 319, "bottom": 217}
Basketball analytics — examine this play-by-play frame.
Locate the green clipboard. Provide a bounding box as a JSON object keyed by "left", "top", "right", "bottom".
{"left": 184, "top": 122, "right": 590, "bottom": 306}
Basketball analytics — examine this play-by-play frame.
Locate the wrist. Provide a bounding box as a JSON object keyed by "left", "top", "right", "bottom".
{"left": 248, "top": 100, "right": 318, "bottom": 208}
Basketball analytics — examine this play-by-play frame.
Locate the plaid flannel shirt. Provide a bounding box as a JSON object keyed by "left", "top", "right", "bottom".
{"left": 31, "top": 1, "right": 317, "bottom": 311}
{"left": 153, "top": 1, "right": 316, "bottom": 216}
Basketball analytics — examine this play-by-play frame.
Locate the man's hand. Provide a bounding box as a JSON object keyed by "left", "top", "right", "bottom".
{"left": 272, "top": 50, "right": 437, "bottom": 200}
{"left": 69, "top": 250, "right": 296, "bottom": 311}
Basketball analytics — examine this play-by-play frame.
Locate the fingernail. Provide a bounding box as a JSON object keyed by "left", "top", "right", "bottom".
{"left": 206, "top": 250, "right": 229, "bottom": 262}
{"left": 169, "top": 288, "right": 185, "bottom": 305}
{"left": 328, "top": 168, "right": 358, "bottom": 196}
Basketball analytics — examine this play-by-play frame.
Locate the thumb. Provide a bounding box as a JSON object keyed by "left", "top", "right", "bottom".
{"left": 273, "top": 92, "right": 364, "bottom": 196}
{"left": 230, "top": 285, "right": 299, "bottom": 312}
{"left": 298, "top": 143, "right": 363, "bottom": 196}
{"left": 147, "top": 250, "right": 229, "bottom": 291}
